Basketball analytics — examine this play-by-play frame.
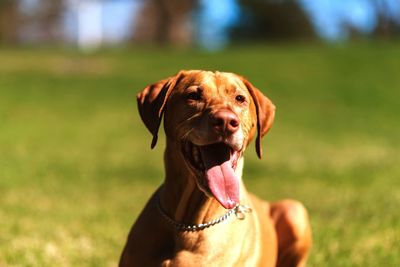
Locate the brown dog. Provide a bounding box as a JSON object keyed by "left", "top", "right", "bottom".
{"left": 120, "top": 70, "right": 311, "bottom": 267}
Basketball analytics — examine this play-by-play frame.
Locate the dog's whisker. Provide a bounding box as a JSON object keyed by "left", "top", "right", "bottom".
{"left": 181, "top": 128, "right": 194, "bottom": 140}
{"left": 175, "top": 114, "right": 201, "bottom": 130}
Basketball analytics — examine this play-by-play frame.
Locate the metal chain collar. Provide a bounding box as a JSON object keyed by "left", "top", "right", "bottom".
{"left": 156, "top": 195, "right": 252, "bottom": 232}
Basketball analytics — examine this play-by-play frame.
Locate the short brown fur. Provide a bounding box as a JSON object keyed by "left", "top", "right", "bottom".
{"left": 120, "top": 70, "right": 311, "bottom": 267}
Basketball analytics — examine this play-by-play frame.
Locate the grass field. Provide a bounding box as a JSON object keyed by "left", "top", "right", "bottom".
{"left": 1, "top": 43, "right": 399, "bottom": 266}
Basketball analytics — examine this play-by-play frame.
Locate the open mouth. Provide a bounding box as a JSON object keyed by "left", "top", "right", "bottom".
{"left": 183, "top": 141, "right": 241, "bottom": 209}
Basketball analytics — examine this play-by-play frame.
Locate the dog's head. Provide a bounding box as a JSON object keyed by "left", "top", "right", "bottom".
{"left": 137, "top": 70, "right": 275, "bottom": 209}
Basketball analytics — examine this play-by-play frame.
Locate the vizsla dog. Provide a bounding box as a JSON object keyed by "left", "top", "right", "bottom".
{"left": 120, "top": 70, "right": 311, "bottom": 267}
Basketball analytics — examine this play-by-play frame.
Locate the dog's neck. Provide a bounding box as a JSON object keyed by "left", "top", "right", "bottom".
{"left": 159, "top": 140, "right": 244, "bottom": 226}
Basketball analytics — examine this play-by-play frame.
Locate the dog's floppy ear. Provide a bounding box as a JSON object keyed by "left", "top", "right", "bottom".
{"left": 137, "top": 73, "right": 182, "bottom": 148}
{"left": 241, "top": 77, "right": 276, "bottom": 159}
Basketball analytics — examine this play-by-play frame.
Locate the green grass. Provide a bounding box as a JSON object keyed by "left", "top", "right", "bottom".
{"left": 1, "top": 43, "right": 399, "bottom": 266}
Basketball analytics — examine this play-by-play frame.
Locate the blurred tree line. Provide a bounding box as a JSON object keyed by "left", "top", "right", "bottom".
{"left": 0, "top": 0, "right": 19, "bottom": 43}
{"left": 361, "top": 0, "right": 400, "bottom": 39}
{"left": 231, "top": 0, "right": 315, "bottom": 41}
{"left": 0, "top": 0, "right": 63, "bottom": 43}
{"left": 0, "top": 0, "right": 399, "bottom": 46}
{"left": 132, "top": 0, "right": 197, "bottom": 46}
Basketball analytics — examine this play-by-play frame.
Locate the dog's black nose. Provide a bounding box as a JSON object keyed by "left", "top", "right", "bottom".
{"left": 211, "top": 110, "right": 240, "bottom": 135}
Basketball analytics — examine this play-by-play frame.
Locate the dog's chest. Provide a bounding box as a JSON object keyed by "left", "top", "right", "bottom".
{"left": 159, "top": 224, "right": 265, "bottom": 267}
{"left": 161, "top": 250, "right": 239, "bottom": 267}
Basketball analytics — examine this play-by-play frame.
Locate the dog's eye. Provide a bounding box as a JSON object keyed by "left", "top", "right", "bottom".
{"left": 235, "top": 95, "right": 246, "bottom": 103}
{"left": 186, "top": 91, "right": 202, "bottom": 101}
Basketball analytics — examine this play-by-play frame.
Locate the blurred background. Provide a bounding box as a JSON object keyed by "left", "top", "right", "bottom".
{"left": 1, "top": 0, "right": 400, "bottom": 49}
{"left": 1, "top": 1, "right": 400, "bottom": 267}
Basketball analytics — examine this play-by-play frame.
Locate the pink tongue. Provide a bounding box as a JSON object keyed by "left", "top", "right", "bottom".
{"left": 199, "top": 144, "right": 239, "bottom": 209}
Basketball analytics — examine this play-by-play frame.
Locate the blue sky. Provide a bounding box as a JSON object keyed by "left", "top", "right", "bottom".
{"left": 63, "top": 0, "right": 141, "bottom": 44}
{"left": 196, "top": 0, "right": 241, "bottom": 49}
{"left": 299, "top": 0, "right": 400, "bottom": 39}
